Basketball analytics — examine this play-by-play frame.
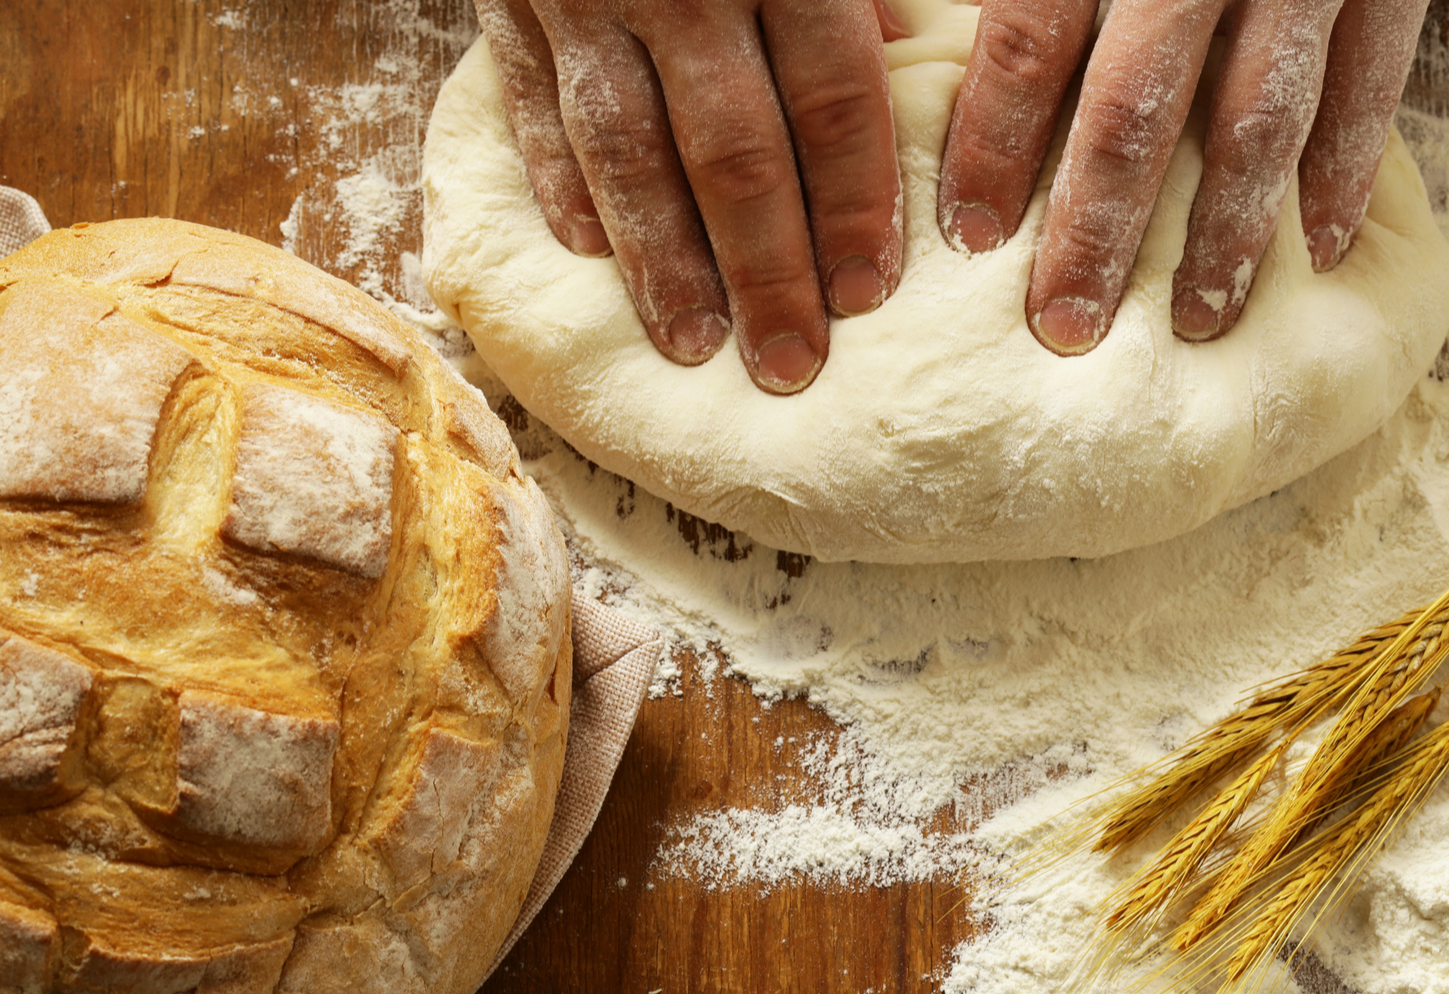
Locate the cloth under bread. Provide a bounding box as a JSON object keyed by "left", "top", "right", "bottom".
{"left": 489, "top": 594, "right": 661, "bottom": 977}
{"left": 0, "top": 187, "right": 663, "bottom": 979}
{"left": 0, "top": 187, "right": 49, "bottom": 257}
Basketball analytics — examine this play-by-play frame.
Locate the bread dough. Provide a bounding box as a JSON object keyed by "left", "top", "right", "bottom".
{"left": 422, "top": 0, "right": 1449, "bottom": 563}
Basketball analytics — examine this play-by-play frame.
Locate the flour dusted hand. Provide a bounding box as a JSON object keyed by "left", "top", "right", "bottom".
{"left": 475, "top": 0, "right": 905, "bottom": 394}
{"left": 940, "top": 0, "right": 1432, "bottom": 354}
{"left": 423, "top": 12, "right": 1449, "bottom": 563}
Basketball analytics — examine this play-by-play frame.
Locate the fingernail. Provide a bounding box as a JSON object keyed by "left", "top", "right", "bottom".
{"left": 1307, "top": 224, "right": 1347, "bottom": 273}
{"left": 566, "top": 215, "right": 611, "bottom": 257}
{"left": 1172, "top": 288, "right": 1224, "bottom": 341}
{"left": 827, "top": 256, "right": 885, "bottom": 317}
{"left": 754, "top": 333, "right": 821, "bottom": 393}
{"left": 666, "top": 306, "right": 729, "bottom": 362}
{"left": 946, "top": 202, "right": 1004, "bottom": 255}
{"left": 1032, "top": 297, "right": 1105, "bottom": 355}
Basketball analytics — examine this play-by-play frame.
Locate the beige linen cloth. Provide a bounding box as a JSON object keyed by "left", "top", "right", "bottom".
{"left": 0, "top": 187, "right": 663, "bottom": 980}
{"left": 0, "top": 187, "right": 50, "bottom": 255}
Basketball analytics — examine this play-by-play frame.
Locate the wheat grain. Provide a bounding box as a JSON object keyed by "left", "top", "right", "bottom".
{"left": 1293, "top": 689, "right": 1441, "bottom": 843}
{"left": 1171, "top": 688, "right": 1437, "bottom": 952}
{"left": 1106, "top": 744, "right": 1283, "bottom": 933}
{"left": 1171, "top": 595, "right": 1449, "bottom": 950}
{"left": 1092, "top": 606, "right": 1426, "bottom": 854}
{"left": 1223, "top": 718, "right": 1449, "bottom": 982}
{"left": 1302, "top": 620, "right": 1448, "bottom": 788}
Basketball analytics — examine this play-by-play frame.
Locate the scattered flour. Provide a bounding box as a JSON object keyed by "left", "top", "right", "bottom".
{"left": 214, "top": 0, "right": 478, "bottom": 315}
{"left": 517, "top": 350, "right": 1449, "bottom": 993}
{"left": 334, "top": 161, "right": 407, "bottom": 285}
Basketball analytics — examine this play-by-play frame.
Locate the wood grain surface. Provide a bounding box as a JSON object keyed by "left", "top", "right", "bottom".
{"left": 4, "top": 4, "right": 1442, "bottom": 992}
{"left": 0, "top": 2, "right": 983, "bottom": 991}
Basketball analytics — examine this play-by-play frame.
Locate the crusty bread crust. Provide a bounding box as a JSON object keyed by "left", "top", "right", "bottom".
{"left": 0, "top": 219, "right": 571, "bottom": 994}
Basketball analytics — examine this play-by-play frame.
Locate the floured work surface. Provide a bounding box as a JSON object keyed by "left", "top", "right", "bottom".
{"left": 10, "top": 1, "right": 1449, "bottom": 991}
{"left": 475, "top": 16, "right": 1449, "bottom": 993}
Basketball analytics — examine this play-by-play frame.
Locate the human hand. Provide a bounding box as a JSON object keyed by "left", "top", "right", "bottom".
{"left": 476, "top": 0, "right": 908, "bottom": 394}
{"left": 937, "top": 0, "right": 1431, "bottom": 354}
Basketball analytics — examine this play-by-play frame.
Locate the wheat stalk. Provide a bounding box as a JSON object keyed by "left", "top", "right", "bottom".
{"left": 1172, "top": 601, "right": 1449, "bottom": 951}
{"left": 1222, "top": 716, "right": 1449, "bottom": 983}
{"left": 1105, "top": 744, "right": 1283, "bottom": 934}
{"left": 1095, "top": 673, "right": 1336, "bottom": 854}
{"left": 1093, "top": 601, "right": 1446, "bottom": 855}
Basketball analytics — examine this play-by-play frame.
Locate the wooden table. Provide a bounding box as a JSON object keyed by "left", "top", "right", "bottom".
{"left": 8, "top": 5, "right": 1445, "bottom": 990}
{"left": 1, "top": 2, "right": 981, "bottom": 990}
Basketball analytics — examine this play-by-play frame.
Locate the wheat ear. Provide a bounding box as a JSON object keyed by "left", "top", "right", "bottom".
{"left": 1171, "top": 592, "right": 1449, "bottom": 950}
{"left": 1092, "top": 607, "right": 1418, "bottom": 854}
{"left": 1301, "top": 616, "right": 1449, "bottom": 787}
{"left": 1291, "top": 688, "right": 1441, "bottom": 843}
{"left": 1176, "top": 631, "right": 1449, "bottom": 950}
{"left": 1223, "top": 717, "right": 1449, "bottom": 982}
{"left": 1105, "top": 744, "right": 1283, "bottom": 933}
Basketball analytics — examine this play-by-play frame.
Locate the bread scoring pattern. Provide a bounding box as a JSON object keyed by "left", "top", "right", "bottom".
{"left": 225, "top": 383, "right": 398, "bottom": 578}
{"left": 0, "top": 632, "right": 92, "bottom": 812}
{"left": 171, "top": 690, "right": 340, "bottom": 853}
{"left": 0, "top": 282, "right": 196, "bottom": 503}
{"left": 0, "top": 220, "right": 571, "bottom": 994}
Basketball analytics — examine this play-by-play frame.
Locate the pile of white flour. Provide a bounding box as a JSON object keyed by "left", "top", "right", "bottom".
{"left": 240, "top": 1, "right": 1449, "bottom": 988}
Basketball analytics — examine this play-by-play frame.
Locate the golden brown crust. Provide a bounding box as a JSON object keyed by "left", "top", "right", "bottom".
{"left": 0, "top": 633, "right": 93, "bottom": 813}
{"left": 0, "top": 282, "right": 197, "bottom": 504}
{"left": 0, "top": 219, "right": 570, "bottom": 993}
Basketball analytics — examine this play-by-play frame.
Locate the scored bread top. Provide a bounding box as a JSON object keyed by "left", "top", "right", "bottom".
{"left": 0, "top": 219, "right": 572, "bottom": 994}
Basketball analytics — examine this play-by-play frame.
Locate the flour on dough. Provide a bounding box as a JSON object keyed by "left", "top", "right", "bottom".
{"left": 422, "top": 0, "right": 1449, "bottom": 564}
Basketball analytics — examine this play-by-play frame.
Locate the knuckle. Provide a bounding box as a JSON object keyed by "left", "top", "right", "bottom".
{"left": 688, "top": 130, "right": 795, "bottom": 207}
{"left": 560, "top": 98, "right": 673, "bottom": 188}
{"left": 723, "top": 254, "right": 816, "bottom": 299}
{"left": 788, "top": 82, "right": 881, "bottom": 155}
{"left": 816, "top": 199, "right": 895, "bottom": 236}
{"left": 1226, "top": 105, "right": 1281, "bottom": 150}
{"left": 1216, "top": 106, "right": 1282, "bottom": 179}
{"left": 977, "top": 12, "right": 1059, "bottom": 85}
{"left": 950, "top": 122, "right": 1033, "bottom": 173}
{"left": 1082, "top": 79, "right": 1168, "bottom": 166}
{"left": 1055, "top": 213, "right": 1118, "bottom": 265}
{"left": 591, "top": 126, "right": 668, "bottom": 183}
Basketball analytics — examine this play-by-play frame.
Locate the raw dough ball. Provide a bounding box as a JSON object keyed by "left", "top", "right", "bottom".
{"left": 0, "top": 220, "right": 572, "bottom": 994}
{"left": 422, "top": 0, "right": 1449, "bottom": 563}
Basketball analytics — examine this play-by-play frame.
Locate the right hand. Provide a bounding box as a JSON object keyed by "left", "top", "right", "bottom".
{"left": 475, "top": 0, "right": 908, "bottom": 394}
{"left": 937, "top": 0, "right": 1430, "bottom": 354}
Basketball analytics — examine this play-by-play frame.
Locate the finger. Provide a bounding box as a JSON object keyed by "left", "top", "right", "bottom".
{"left": 540, "top": 14, "right": 731, "bottom": 366}
{"left": 872, "top": 0, "right": 912, "bottom": 42}
{"left": 641, "top": 12, "right": 829, "bottom": 394}
{"left": 1172, "top": 0, "right": 1343, "bottom": 341}
{"left": 1298, "top": 0, "right": 1430, "bottom": 272}
{"left": 764, "top": 0, "right": 902, "bottom": 318}
{"left": 937, "top": 0, "right": 1097, "bottom": 255}
{"left": 476, "top": 0, "right": 609, "bottom": 257}
{"left": 1027, "top": 0, "right": 1223, "bottom": 355}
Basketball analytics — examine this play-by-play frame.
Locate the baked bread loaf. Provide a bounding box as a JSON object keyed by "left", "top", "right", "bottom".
{"left": 0, "top": 219, "right": 572, "bottom": 994}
